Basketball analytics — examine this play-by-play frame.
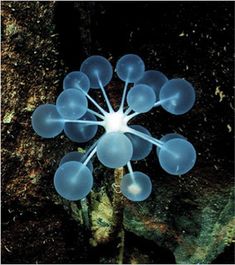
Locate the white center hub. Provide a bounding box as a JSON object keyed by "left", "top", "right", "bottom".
{"left": 104, "top": 111, "right": 128, "bottom": 133}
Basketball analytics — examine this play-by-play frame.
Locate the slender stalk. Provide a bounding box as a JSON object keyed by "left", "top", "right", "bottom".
{"left": 154, "top": 100, "right": 162, "bottom": 107}
{"left": 124, "top": 107, "right": 132, "bottom": 115}
{"left": 126, "top": 127, "right": 164, "bottom": 148}
{"left": 119, "top": 80, "right": 129, "bottom": 111}
{"left": 81, "top": 140, "right": 98, "bottom": 162}
{"left": 126, "top": 111, "right": 141, "bottom": 122}
{"left": 97, "top": 75, "right": 114, "bottom": 113}
{"left": 80, "top": 198, "right": 90, "bottom": 228}
{"left": 153, "top": 93, "right": 180, "bottom": 107}
{"left": 80, "top": 89, "right": 108, "bottom": 115}
{"left": 56, "top": 119, "right": 104, "bottom": 126}
{"left": 83, "top": 147, "right": 97, "bottom": 166}
{"left": 87, "top": 108, "right": 105, "bottom": 120}
{"left": 127, "top": 161, "right": 135, "bottom": 182}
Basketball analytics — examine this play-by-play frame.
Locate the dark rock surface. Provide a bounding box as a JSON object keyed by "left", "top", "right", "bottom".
{"left": 1, "top": 1, "right": 234, "bottom": 264}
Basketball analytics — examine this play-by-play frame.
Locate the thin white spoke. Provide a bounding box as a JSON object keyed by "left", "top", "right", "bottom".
{"left": 97, "top": 76, "right": 114, "bottom": 113}
{"left": 83, "top": 146, "right": 97, "bottom": 166}
{"left": 87, "top": 108, "right": 105, "bottom": 120}
{"left": 119, "top": 80, "right": 129, "bottom": 111}
{"left": 126, "top": 127, "right": 163, "bottom": 148}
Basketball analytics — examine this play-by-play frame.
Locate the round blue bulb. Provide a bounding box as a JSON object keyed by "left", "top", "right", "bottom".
{"left": 159, "top": 138, "right": 196, "bottom": 175}
{"left": 97, "top": 132, "right": 133, "bottom": 168}
{"left": 32, "top": 104, "right": 64, "bottom": 138}
{"left": 64, "top": 112, "right": 98, "bottom": 143}
{"left": 54, "top": 161, "right": 93, "bottom": 201}
{"left": 156, "top": 133, "right": 185, "bottom": 156}
{"left": 127, "top": 84, "right": 156, "bottom": 113}
{"left": 126, "top": 125, "right": 152, "bottom": 161}
{"left": 135, "top": 70, "right": 168, "bottom": 101}
{"left": 80, "top": 55, "right": 113, "bottom": 89}
{"left": 120, "top": 171, "right": 152, "bottom": 201}
{"left": 56, "top": 88, "right": 88, "bottom": 120}
{"left": 63, "top": 71, "right": 90, "bottom": 93}
{"left": 159, "top": 79, "right": 195, "bottom": 115}
{"left": 59, "top": 151, "right": 93, "bottom": 172}
{"left": 116, "top": 54, "right": 145, "bottom": 83}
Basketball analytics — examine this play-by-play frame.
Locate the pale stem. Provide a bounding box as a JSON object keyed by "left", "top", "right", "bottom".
{"left": 126, "top": 127, "right": 164, "bottom": 148}
{"left": 87, "top": 108, "right": 105, "bottom": 120}
{"left": 80, "top": 89, "right": 108, "bottom": 115}
{"left": 97, "top": 75, "right": 114, "bottom": 113}
{"left": 83, "top": 146, "right": 97, "bottom": 166}
{"left": 81, "top": 140, "right": 98, "bottom": 162}
{"left": 153, "top": 93, "right": 180, "bottom": 107}
{"left": 51, "top": 119, "right": 104, "bottom": 126}
{"left": 126, "top": 111, "right": 141, "bottom": 122}
{"left": 80, "top": 198, "right": 90, "bottom": 228}
{"left": 119, "top": 80, "right": 129, "bottom": 111}
{"left": 124, "top": 107, "right": 132, "bottom": 115}
{"left": 127, "top": 161, "right": 135, "bottom": 182}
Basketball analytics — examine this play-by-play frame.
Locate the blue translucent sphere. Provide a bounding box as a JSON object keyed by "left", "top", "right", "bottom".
{"left": 159, "top": 138, "right": 196, "bottom": 175}
{"left": 32, "top": 104, "right": 64, "bottom": 138}
{"left": 156, "top": 133, "right": 185, "bottom": 156}
{"left": 97, "top": 132, "right": 133, "bottom": 168}
{"left": 116, "top": 54, "right": 145, "bottom": 83}
{"left": 135, "top": 70, "right": 168, "bottom": 101}
{"left": 59, "top": 151, "right": 93, "bottom": 172}
{"left": 159, "top": 79, "right": 195, "bottom": 115}
{"left": 63, "top": 71, "right": 90, "bottom": 92}
{"left": 64, "top": 112, "right": 98, "bottom": 143}
{"left": 80, "top": 55, "right": 113, "bottom": 89}
{"left": 120, "top": 171, "right": 152, "bottom": 201}
{"left": 126, "top": 125, "right": 152, "bottom": 161}
{"left": 127, "top": 84, "right": 156, "bottom": 113}
{"left": 54, "top": 161, "right": 93, "bottom": 201}
{"left": 56, "top": 88, "right": 88, "bottom": 120}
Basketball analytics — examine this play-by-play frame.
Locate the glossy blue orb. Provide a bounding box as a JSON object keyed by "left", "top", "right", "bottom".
{"left": 159, "top": 138, "right": 196, "bottom": 175}
{"left": 116, "top": 54, "right": 145, "bottom": 83}
{"left": 156, "top": 133, "right": 185, "bottom": 156}
{"left": 56, "top": 88, "right": 88, "bottom": 120}
{"left": 120, "top": 171, "right": 152, "bottom": 201}
{"left": 127, "top": 84, "right": 156, "bottom": 113}
{"left": 64, "top": 112, "right": 98, "bottom": 143}
{"left": 80, "top": 55, "right": 113, "bottom": 89}
{"left": 63, "top": 71, "right": 90, "bottom": 92}
{"left": 159, "top": 79, "right": 195, "bottom": 115}
{"left": 54, "top": 161, "right": 93, "bottom": 201}
{"left": 126, "top": 125, "right": 152, "bottom": 161}
{"left": 135, "top": 70, "right": 168, "bottom": 101}
{"left": 97, "top": 132, "right": 133, "bottom": 168}
{"left": 32, "top": 104, "right": 64, "bottom": 138}
{"left": 59, "top": 151, "right": 93, "bottom": 172}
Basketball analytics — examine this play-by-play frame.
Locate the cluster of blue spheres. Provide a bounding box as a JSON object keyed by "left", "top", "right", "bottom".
{"left": 32, "top": 54, "right": 197, "bottom": 202}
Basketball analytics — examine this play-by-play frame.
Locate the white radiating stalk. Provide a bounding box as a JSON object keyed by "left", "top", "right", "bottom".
{"left": 51, "top": 119, "right": 104, "bottom": 126}
{"left": 119, "top": 80, "right": 129, "bottom": 111}
{"left": 153, "top": 93, "right": 180, "bottom": 107}
{"left": 125, "top": 111, "right": 141, "bottom": 122}
{"left": 80, "top": 89, "right": 108, "bottom": 116}
{"left": 97, "top": 77, "right": 114, "bottom": 113}
{"left": 127, "top": 161, "right": 135, "bottom": 182}
{"left": 124, "top": 106, "right": 132, "bottom": 115}
{"left": 87, "top": 108, "right": 105, "bottom": 120}
{"left": 127, "top": 127, "right": 163, "bottom": 148}
{"left": 83, "top": 146, "right": 97, "bottom": 166}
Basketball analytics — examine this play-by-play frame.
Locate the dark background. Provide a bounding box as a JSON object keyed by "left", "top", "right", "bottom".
{"left": 55, "top": 1, "right": 234, "bottom": 170}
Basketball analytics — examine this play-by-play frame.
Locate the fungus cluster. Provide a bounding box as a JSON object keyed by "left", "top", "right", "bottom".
{"left": 32, "top": 54, "right": 196, "bottom": 202}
